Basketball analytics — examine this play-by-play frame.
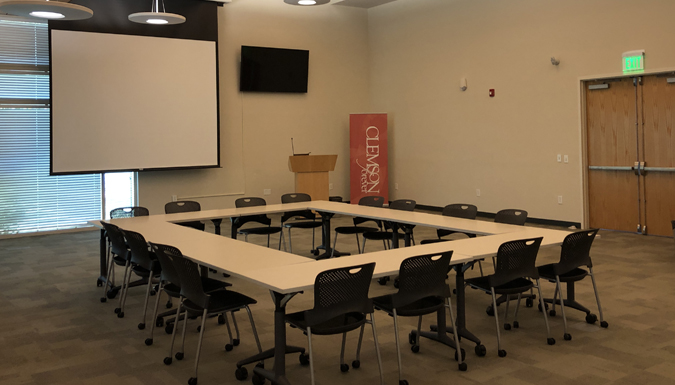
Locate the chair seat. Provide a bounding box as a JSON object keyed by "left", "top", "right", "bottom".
{"left": 238, "top": 226, "right": 282, "bottom": 235}
{"left": 334, "top": 226, "right": 379, "bottom": 235}
{"left": 284, "top": 221, "right": 322, "bottom": 229}
{"left": 538, "top": 264, "right": 588, "bottom": 282}
{"left": 132, "top": 264, "right": 161, "bottom": 277}
{"left": 182, "top": 290, "right": 257, "bottom": 314}
{"left": 112, "top": 255, "right": 127, "bottom": 266}
{"left": 285, "top": 311, "right": 366, "bottom": 335}
{"left": 419, "top": 238, "right": 451, "bottom": 245}
{"left": 372, "top": 294, "right": 445, "bottom": 317}
{"left": 466, "top": 276, "right": 534, "bottom": 295}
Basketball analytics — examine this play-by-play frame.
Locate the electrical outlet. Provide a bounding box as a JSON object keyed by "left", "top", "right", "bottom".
{"left": 171, "top": 195, "right": 177, "bottom": 202}
{"left": 263, "top": 189, "right": 271, "bottom": 196}
{"left": 476, "top": 189, "right": 481, "bottom": 197}
{"left": 557, "top": 154, "right": 562, "bottom": 162}
{"left": 329, "top": 183, "right": 334, "bottom": 190}
{"left": 558, "top": 195, "right": 563, "bottom": 205}
{"left": 395, "top": 183, "right": 399, "bottom": 190}
{"left": 563, "top": 155, "right": 569, "bottom": 163}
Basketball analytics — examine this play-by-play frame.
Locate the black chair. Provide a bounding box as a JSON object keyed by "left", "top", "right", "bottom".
{"left": 119, "top": 229, "right": 162, "bottom": 328}
{"left": 538, "top": 229, "right": 608, "bottom": 341}
{"left": 331, "top": 196, "right": 385, "bottom": 256}
{"left": 100, "top": 222, "right": 136, "bottom": 317}
{"left": 362, "top": 199, "right": 416, "bottom": 252}
{"left": 466, "top": 237, "right": 554, "bottom": 357}
{"left": 495, "top": 209, "right": 528, "bottom": 226}
{"left": 372, "top": 252, "right": 465, "bottom": 384}
{"left": 421, "top": 204, "right": 478, "bottom": 245}
{"left": 164, "top": 248, "right": 262, "bottom": 385}
{"left": 165, "top": 201, "right": 205, "bottom": 231}
{"left": 232, "top": 197, "right": 284, "bottom": 249}
{"left": 145, "top": 243, "right": 232, "bottom": 347}
{"left": 285, "top": 263, "right": 384, "bottom": 385}
{"left": 100, "top": 207, "right": 149, "bottom": 302}
{"left": 280, "top": 193, "right": 322, "bottom": 254}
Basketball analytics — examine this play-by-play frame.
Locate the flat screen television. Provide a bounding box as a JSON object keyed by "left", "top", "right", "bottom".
{"left": 239, "top": 45, "right": 309, "bottom": 93}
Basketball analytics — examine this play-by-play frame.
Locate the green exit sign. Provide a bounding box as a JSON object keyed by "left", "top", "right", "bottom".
{"left": 623, "top": 50, "right": 645, "bottom": 73}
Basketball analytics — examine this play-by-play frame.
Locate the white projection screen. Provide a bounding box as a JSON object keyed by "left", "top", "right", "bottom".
{"left": 51, "top": 30, "right": 219, "bottom": 174}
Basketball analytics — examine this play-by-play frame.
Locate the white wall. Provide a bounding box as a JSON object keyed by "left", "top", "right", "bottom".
{"left": 367, "top": 0, "right": 675, "bottom": 223}
{"left": 138, "top": 0, "right": 371, "bottom": 214}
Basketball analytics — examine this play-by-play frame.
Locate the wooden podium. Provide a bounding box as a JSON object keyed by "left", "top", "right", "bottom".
{"left": 289, "top": 155, "right": 337, "bottom": 201}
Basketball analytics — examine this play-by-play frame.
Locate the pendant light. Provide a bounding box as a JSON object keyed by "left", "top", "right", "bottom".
{"left": 128, "top": 0, "right": 185, "bottom": 25}
{"left": 284, "top": 0, "right": 330, "bottom": 5}
{"left": 0, "top": 0, "right": 93, "bottom": 20}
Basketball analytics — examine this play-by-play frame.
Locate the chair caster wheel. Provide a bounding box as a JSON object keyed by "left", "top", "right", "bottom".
{"left": 408, "top": 331, "right": 417, "bottom": 345}
{"left": 233, "top": 339, "right": 240, "bottom": 346}
{"left": 411, "top": 345, "right": 420, "bottom": 353}
{"left": 585, "top": 313, "right": 598, "bottom": 324}
{"left": 252, "top": 373, "right": 265, "bottom": 385}
{"left": 165, "top": 324, "right": 174, "bottom": 334}
{"left": 526, "top": 298, "right": 534, "bottom": 307}
{"left": 549, "top": 310, "right": 556, "bottom": 317}
{"left": 100, "top": 297, "right": 107, "bottom": 303}
{"left": 150, "top": 290, "right": 156, "bottom": 296}
{"left": 188, "top": 377, "right": 197, "bottom": 385}
{"left": 399, "top": 380, "right": 409, "bottom": 385}
{"left": 145, "top": 338, "right": 153, "bottom": 346}
{"left": 138, "top": 323, "right": 145, "bottom": 330}
{"left": 156, "top": 318, "right": 164, "bottom": 327}
{"left": 352, "top": 360, "right": 360, "bottom": 369}
{"left": 498, "top": 349, "right": 507, "bottom": 357}
{"left": 117, "top": 312, "right": 124, "bottom": 318}
{"left": 486, "top": 306, "right": 494, "bottom": 316}
{"left": 458, "top": 362, "right": 468, "bottom": 371}
{"left": 547, "top": 337, "right": 556, "bottom": 345}
{"left": 393, "top": 278, "right": 400, "bottom": 289}
{"left": 453, "top": 288, "right": 457, "bottom": 295}
{"left": 114, "top": 307, "right": 121, "bottom": 314}
{"left": 564, "top": 333, "right": 572, "bottom": 341}
{"left": 454, "top": 348, "right": 466, "bottom": 361}
{"left": 600, "top": 321, "right": 609, "bottom": 328}
{"left": 299, "top": 353, "right": 310, "bottom": 366}
{"left": 175, "top": 352, "right": 184, "bottom": 360}
{"left": 513, "top": 321, "right": 519, "bottom": 328}
{"left": 164, "top": 357, "right": 172, "bottom": 365}
{"left": 97, "top": 280, "right": 103, "bottom": 287}
{"left": 197, "top": 326, "right": 201, "bottom": 332}
{"left": 225, "top": 344, "right": 234, "bottom": 352}
{"left": 340, "top": 363, "right": 349, "bottom": 372}
{"left": 475, "top": 344, "right": 486, "bottom": 357}
{"left": 504, "top": 323, "right": 511, "bottom": 331}
{"left": 218, "top": 314, "right": 226, "bottom": 325}
{"left": 166, "top": 301, "right": 173, "bottom": 309}
{"left": 538, "top": 303, "right": 548, "bottom": 312}
{"left": 378, "top": 277, "right": 388, "bottom": 285}
{"left": 235, "top": 367, "right": 248, "bottom": 381}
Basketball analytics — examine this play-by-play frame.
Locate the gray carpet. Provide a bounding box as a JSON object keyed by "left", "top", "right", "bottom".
{"left": 1, "top": 213, "right": 674, "bottom": 385}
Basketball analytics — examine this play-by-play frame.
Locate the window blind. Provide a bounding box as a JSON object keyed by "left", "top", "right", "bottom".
{"left": 0, "top": 16, "right": 102, "bottom": 235}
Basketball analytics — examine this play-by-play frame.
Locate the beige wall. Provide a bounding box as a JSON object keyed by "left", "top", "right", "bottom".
{"left": 368, "top": 0, "right": 675, "bottom": 223}
{"left": 138, "top": 0, "right": 371, "bottom": 214}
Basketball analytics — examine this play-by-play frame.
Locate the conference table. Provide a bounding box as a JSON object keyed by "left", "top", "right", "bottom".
{"left": 92, "top": 200, "right": 570, "bottom": 385}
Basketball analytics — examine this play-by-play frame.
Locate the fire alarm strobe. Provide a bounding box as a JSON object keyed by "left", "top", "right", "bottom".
{"left": 489, "top": 89, "right": 495, "bottom": 97}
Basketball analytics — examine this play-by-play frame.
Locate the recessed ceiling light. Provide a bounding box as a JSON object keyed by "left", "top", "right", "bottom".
{"left": 128, "top": 0, "right": 186, "bottom": 26}
{"left": 0, "top": 0, "right": 93, "bottom": 21}
{"left": 284, "top": 0, "right": 330, "bottom": 5}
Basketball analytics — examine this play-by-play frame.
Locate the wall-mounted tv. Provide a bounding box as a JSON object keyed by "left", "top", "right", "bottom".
{"left": 239, "top": 45, "right": 309, "bottom": 93}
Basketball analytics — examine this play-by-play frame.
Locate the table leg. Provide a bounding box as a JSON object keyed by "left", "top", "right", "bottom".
{"left": 211, "top": 219, "right": 222, "bottom": 235}
{"left": 230, "top": 218, "right": 238, "bottom": 240}
{"left": 245, "top": 291, "right": 305, "bottom": 385}
{"left": 97, "top": 229, "right": 107, "bottom": 287}
{"left": 316, "top": 211, "right": 349, "bottom": 259}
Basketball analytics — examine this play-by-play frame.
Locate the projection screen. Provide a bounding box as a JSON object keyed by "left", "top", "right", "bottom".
{"left": 50, "top": 30, "right": 219, "bottom": 174}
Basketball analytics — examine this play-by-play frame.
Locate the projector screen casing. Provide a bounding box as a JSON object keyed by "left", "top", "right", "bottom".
{"left": 49, "top": 0, "right": 220, "bottom": 175}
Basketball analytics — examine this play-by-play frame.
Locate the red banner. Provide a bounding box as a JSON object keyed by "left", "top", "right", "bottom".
{"left": 350, "top": 113, "right": 388, "bottom": 204}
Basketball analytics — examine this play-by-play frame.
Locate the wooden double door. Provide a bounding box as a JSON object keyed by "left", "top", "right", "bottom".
{"left": 586, "top": 74, "right": 675, "bottom": 236}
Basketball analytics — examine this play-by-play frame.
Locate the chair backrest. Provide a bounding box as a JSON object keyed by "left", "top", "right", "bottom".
{"left": 101, "top": 221, "right": 128, "bottom": 260}
{"left": 556, "top": 229, "right": 599, "bottom": 274}
{"left": 354, "top": 196, "right": 385, "bottom": 227}
{"left": 167, "top": 248, "right": 211, "bottom": 309}
{"left": 305, "top": 263, "right": 376, "bottom": 326}
{"left": 442, "top": 204, "right": 477, "bottom": 220}
{"left": 150, "top": 242, "right": 183, "bottom": 286}
{"left": 392, "top": 251, "right": 453, "bottom": 308}
{"left": 110, "top": 206, "right": 149, "bottom": 219}
{"left": 234, "top": 197, "right": 271, "bottom": 227}
{"left": 389, "top": 199, "right": 416, "bottom": 212}
{"left": 490, "top": 237, "right": 543, "bottom": 288}
{"left": 494, "top": 209, "right": 528, "bottom": 226}
{"left": 165, "top": 201, "right": 201, "bottom": 214}
{"left": 281, "top": 193, "right": 314, "bottom": 223}
{"left": 121, "top": 229, "right": 155, "bottom": 271}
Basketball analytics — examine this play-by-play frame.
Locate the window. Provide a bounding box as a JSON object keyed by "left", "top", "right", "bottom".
{"left": 0, "top": 16, "right": 134, "bottom": 235}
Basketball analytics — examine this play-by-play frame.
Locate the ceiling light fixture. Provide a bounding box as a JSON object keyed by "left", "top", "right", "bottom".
{"left": 128, "top": 0, "right": 186, "bottom": 25}
{"left": 0, "top": 0, "right": 93, "bottom": 21}
{"left": 284, "top": 0, "right": 330, "bottom": 5}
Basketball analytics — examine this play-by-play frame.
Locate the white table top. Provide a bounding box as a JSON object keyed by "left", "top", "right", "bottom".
{"left": 92, "top": 200, "right": 572, "bottom": 294}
